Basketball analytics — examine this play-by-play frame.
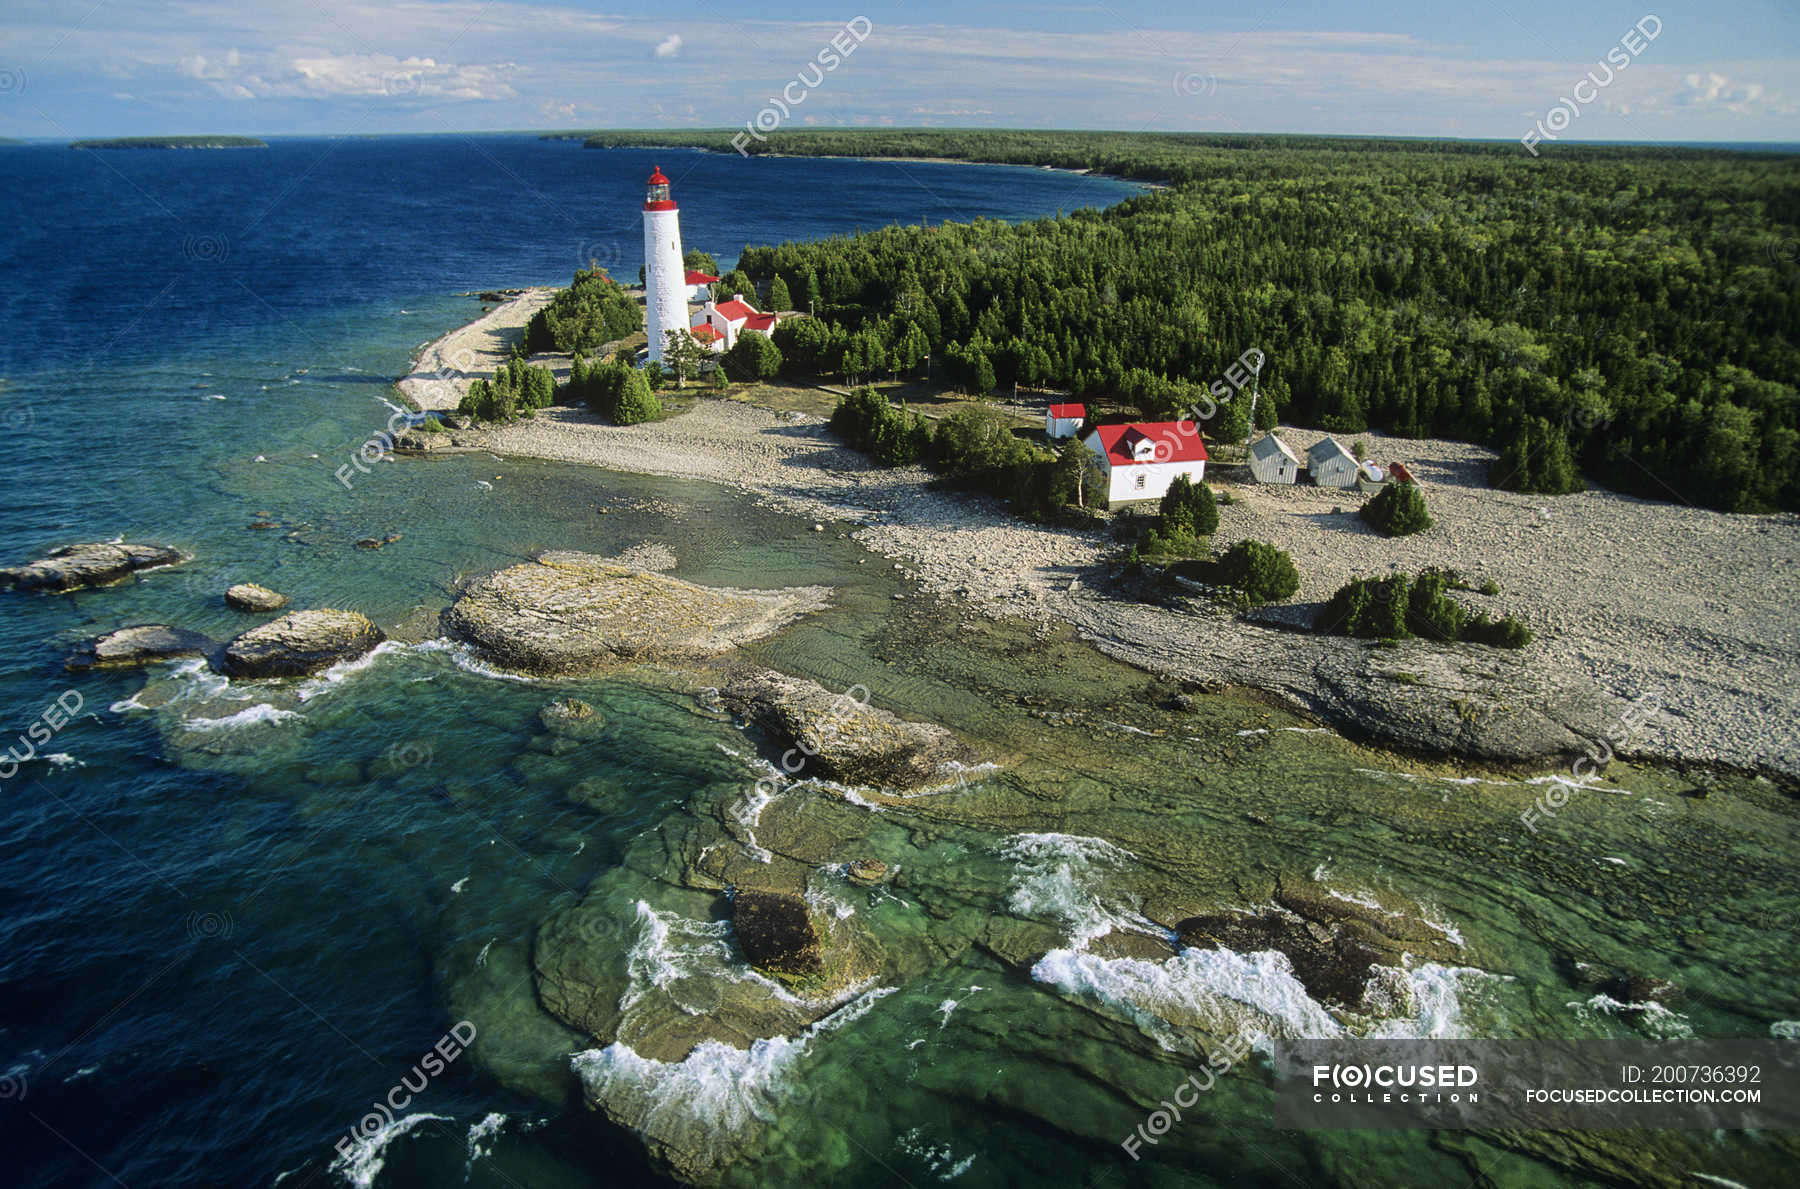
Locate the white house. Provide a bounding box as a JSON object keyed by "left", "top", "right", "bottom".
{"left": 1307, "top": 436, "right": 1361, "bottom": 488}
{"left": 1084, "top": 422, "right": 1209, "bottom": 503}
{"left": 1045, "top": 402, "right": 1086, "bottom": 439}
{"left": 685, "top": 269, "right": 720, "bottom": 303}
{"left": 1248, "top": 432, "right": 1299, "bottom": 484}
{"left": 691, "top": 294, "right": 781, "bottom": 353}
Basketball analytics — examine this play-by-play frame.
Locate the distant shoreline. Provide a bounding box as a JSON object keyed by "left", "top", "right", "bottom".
{"left": 70, "top": 135, "right": 267, "bottom": 150}
{"left": 558, "top": 135, "right": 1164, "bottom": 191}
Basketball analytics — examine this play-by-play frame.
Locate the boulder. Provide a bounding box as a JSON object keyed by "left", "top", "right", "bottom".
{"left": 846, "top": 858, "right": 890, "bottom": 887}
{"left": 220, "top": 609, "right": 385, "bottom": 678}
{"left": 720, "top": 666, "right": 993, "bottom": 791}
{"left": 74, "top": 624, "right": 216, "bottom": 669}
{"left": 1175, "top": 874, "right": 1462, "bottom": 1011}
{"left": 1, "top": 542, "right": 184, "bottom": 592}
{"left": 1604, "top": 974, "right": 1681, "bottom": 1005}
{"left": 539, "top": 698, "right": 608, "bottom": 740}
{"left": 441, "top": 552, "right": 832, "bottom": 676}
{"left": 731, "top": 890, "right": 822, "bottom": 977}
{"left": 224, "top": 582, "right": 288, "bottom": 612}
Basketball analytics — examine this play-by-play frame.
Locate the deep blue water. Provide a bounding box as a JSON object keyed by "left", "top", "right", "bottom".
{"left": 0, "top": 136, "right": 1143, "bottom": 1189}
{"left": 3, "top": 136, "right": 1794, "bottom": 1189}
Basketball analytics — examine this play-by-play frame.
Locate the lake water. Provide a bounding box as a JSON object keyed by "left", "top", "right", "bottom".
{"left": 0, "top": 135, "right": 1794, "bottom": 1189}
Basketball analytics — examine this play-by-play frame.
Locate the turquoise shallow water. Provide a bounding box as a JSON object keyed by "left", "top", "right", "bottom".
{"left": 1, "top": 137, "right": 1796, "bottom": 1189}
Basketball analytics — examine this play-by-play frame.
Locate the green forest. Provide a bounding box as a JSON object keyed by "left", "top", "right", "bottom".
{"left": 581, "top": 129, "right": 1800, "bottom": 512}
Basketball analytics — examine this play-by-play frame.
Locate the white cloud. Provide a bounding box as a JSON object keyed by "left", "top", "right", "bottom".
{"left": 9, "top": 0, "right": 1800, "bottom": 139}
{"left": 1668, "top": 71, "right": 1793, "bottom": 115}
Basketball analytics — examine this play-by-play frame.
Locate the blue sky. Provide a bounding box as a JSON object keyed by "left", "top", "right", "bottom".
{"left": 1, "top": 0, "right": 1796, "bottom": 141}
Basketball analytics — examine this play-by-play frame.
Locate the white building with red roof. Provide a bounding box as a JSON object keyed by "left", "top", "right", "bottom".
{"left": 685, "top": 269, "right": 719, "bottom": 303}
{"left": 691, "top": 294, "right": 782, "bottom": 353}
{"left": 1083, "top": 421, "right": 1209, "bottom": 503}
{"left": 1045, "top": 402, "right": 1086, "bottom": 439}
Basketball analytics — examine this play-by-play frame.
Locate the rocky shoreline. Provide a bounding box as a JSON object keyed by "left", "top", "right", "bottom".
{"left": 391, "top": 302, "right": 1800, "bottom": 780}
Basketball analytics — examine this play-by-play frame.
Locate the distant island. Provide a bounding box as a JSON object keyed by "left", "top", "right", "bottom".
{"left": 71, "top": 135, "right": 267, "bottom": 150}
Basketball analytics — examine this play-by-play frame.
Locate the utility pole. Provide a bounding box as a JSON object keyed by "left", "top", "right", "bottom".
{"left": 1243, "top": 352, "right": 1265, "bottom": 450}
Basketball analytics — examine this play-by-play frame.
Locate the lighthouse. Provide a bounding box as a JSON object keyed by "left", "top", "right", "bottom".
{"left": 641, "top": 166, "right": 687, "bottom": 366}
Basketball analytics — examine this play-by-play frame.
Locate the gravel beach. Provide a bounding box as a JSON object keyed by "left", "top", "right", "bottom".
{"left": 400, "top": 305, "right": 1800, "bottom": 778}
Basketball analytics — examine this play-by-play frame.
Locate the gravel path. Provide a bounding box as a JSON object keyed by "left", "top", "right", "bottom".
{"left": 408, "top": 307, "right": 1800, "bottom": 777}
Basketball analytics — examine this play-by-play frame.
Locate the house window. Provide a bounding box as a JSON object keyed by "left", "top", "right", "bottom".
{"left": 1134, "top": 473, "right": 1147, "bottom": 491}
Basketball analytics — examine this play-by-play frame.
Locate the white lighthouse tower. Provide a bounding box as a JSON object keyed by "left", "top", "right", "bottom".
{"left": 641, "top": 166, "right": 687, "bottom": 366}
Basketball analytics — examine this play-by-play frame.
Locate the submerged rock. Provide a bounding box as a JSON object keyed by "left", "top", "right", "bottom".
{"left": 74, "top": 624, "right": 216, "bottom": 669}
{"left": 1604, "top": 973, "right": 1681, "bottom": 1005}
{"left": 220, "top": 609, "right": 386, "bottom": 678}
{"left": 538, "top": 698, "right": 609, "bottom": 749}
{"left": 1175, "top": 874, "right": 1462, "bottom": 1011}
{"left": 540, "top": 697, "right": 603, "bottom": 729}
{"left": 442, "top": 552, "right": 832, "bottom": 676}
{"left": 224, "top": 582, "right": 288, "bottom": 612}
{"left": 846, "top": 858, "right": 889, "bottom": 887}
{"left": 732, "top": 890, "right": 822, "bottom": 977}
{"left": 1, "top": 541, "right": 184, "bottom": 592}
{"left": 720, "top": 666, "right": 994, "bottom": 791}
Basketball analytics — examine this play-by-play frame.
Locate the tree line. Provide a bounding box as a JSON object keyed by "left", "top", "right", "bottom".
{"left": 582, "top": 129, "right": 1798, "bottom": 512}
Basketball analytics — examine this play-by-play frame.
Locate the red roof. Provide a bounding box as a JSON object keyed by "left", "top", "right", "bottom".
{"left": 647, "top": 166, "right": 670, "bottom": 184}
{"left": 685, "top": 270, "right": 720, "bottom": 285}
{"left": 1089, "top": 422, "right": 1210, "bottom": 466}
{"left": 742, "top": 313, "right": 779, "bottom": 333}
{"left": 712, "top": 299, "right": 758, "bottom": 322}
{"left": 1048, "top": 402, "right": 1086, "bottom": 419}
{"left": 690, "top": 324, "right": 722, "bottom": 341}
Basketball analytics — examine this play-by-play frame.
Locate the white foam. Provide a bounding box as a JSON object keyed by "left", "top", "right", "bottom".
{"left": 1569, "top": 993, "right": 1693, "bottom": 1039}
{"left": 998, "top": 832, "right": 1151, "bottom": 948}
{"left": 45, "top": 752, "right": 82, "bottom": 769}
{"left": 571, "top": 986, "right": 894, "bottom": 1164}
{"left": 182, "top": 703, "right": 303, "bottom": 731}
{"left": 451, "top": 877, "right": 468, "bottom": 893}
{"left": 897, "top": 1126, "right": 978, "bottom": 1181}
{"left": 732, "top": 783, "right": 779, "bottom": 864}
{"left": 329, "top": 1112, "right": 449, "bottom": 1189}
{"left": 464, "top": 1111, "right": 507, "bottom": 1167}
{"left": 411, "top": 637, "right": 538, "bottom": 683}
{"left": 619, "top": 899, "right": 736, "bottom": 1012}
{"left": 293, "top": 640, "right": 412, "bottom": 701}
{"left": 1772, "top": 1020, "right": 1800, "bottom": 1040}
{"left": 1033, "top": 944, "right": 1491, "bottom": 1053}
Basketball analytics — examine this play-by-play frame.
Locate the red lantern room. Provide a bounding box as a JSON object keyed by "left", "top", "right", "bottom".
{"left": 644, "top": 167, "right": 676, "bottom": 211}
